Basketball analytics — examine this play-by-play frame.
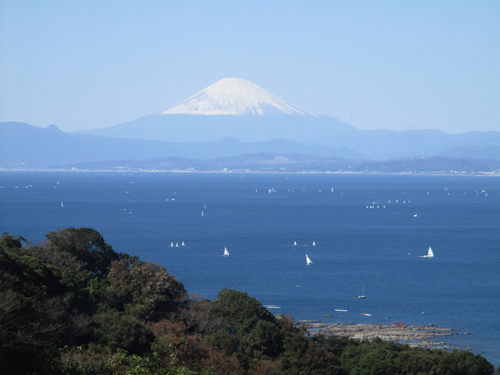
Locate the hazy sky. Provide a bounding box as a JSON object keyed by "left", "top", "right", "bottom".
{"left": 1, "top": 0, "right": 499, "bottom": 134}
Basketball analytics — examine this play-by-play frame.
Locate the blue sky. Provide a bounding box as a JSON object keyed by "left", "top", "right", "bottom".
{"left": 1, "top": 0, "right": 498, "bottom": 133}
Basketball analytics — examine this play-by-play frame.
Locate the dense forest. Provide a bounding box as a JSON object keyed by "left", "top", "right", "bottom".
{"left": 0, "top": 228, "right": 495, "bottom": 375}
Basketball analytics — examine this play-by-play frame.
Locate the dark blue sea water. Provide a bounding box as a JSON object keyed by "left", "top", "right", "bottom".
{"left": 1, "top": 172, "right": 499, "bottom": 365}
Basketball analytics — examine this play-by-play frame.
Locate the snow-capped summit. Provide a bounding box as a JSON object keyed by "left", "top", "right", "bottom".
{"left": 162, "top": 78, "right": 315, "bottom": 116}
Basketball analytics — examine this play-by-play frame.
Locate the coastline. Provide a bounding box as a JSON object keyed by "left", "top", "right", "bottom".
{"left": 0, "top": 168, "right": 498, "bottom": 177}
{"left": 300, "top": 321, "right": 472, "bottom": 351}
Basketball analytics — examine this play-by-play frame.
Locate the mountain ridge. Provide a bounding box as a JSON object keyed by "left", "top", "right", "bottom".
{"left": 2, "top": 122, "right": 498, "bottom": 173}
{"left": 75, "top": 114, "right": 500, "bottom": 160}
{"left": 0, "top": 121, "right": 364, "bottom": 168}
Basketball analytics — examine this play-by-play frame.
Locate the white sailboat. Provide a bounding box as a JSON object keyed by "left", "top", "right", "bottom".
{"left": 294, "top": 241, "right": 297, "bottom": 246}
{"left": 358, "top": 285, "right": 366, "bottom": 299}
{"left": 60, "top": 202, "right": 65, "bottom": 207}
{"left": 182, "top": 241, "right": 185, "bottom": 246}
{"left": 201, "top": 211, "right": 204, "bottom": 216}
{"left": 306, "top": 254, "right": 312, "bottom": 265}
{"left": 204, "top": 204, "right": 207, "bottom": 209}
{"left": 175, "top": 242, "right": 179, "bottom": 247}
{"left": 223, "top": 247, "right": 229, "bottom": 257}
{"left": 426, "top": 247, "right": 434, "bottom": 257}
{"left": 312, "top": 241, "right": 316, "bottom": 246}
{"left": 170, "top": 242, "right": 174, "bottom": 247}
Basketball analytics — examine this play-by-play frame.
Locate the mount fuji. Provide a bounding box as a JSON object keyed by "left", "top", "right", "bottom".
{"left": 77, "top": 78, "right": 355, "bottom": 144}
{"left": 162, "top": 78, "right": 316, "bottom": 116}
{"left": 76, "top": 78, "right": 500, "bottom": 160}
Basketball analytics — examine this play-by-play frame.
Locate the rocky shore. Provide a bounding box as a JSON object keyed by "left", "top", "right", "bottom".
{"left": 298, "top": 321, "right": 472, "bottom": 351}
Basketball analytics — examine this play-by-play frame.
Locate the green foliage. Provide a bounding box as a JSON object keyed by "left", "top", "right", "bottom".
{"left": 238, "top": 320, "right": 284, "bottom": 364}
{"left": 46, "top": 227, "right": 120, "bottom": 279}
{"left": 128, "top": 352, "right": 168, "bottom": 375}
{"left": 214, "top": 288, "right": 276, "bottom": 335}
{"left": 0, "top": 233, "right": 26, "bottom": 250}
{"left": 280, "top": 339, "right": 340, "bottom": 375}
{"left": 0, "top": 244, "right": 71, "bottom": 374}
{"left": 104, "top": 259, "right": 187, "bottom": 321}
{"left": 59, "top": 345, "right": 129, "bottom": 375}
{"left": 91, "top": 310, "right": 155, "bottom": 355}
{"left": 339, "top": 341, "right": 495, "bottom": 375}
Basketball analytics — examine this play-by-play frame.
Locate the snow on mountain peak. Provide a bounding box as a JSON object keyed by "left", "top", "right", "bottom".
{"left": 162, "top": 78, "right": 315, "bottom": 116}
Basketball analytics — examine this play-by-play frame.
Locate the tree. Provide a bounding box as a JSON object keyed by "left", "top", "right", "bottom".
{"left": 104, "top": 259, "right": 187, "bottom": 321}
{"left": 0, "top": 233, "right": 26, "bottom": 251}
{"left": 91, "top": 310, "right": 154, "bottom": 355}
{"left": 46, "top": 227, "right": 119, "bottom": 279}
{"left": 280, "top": 340, "right": 340, "bottom": 375}
{"left": 213, "top": 288, "right": 276, "bottom": 335}
{"left": 0, "top": 246, "right": 71, "bottom": 374}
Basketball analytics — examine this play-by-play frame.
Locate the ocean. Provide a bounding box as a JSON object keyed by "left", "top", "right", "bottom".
{"left": 1, "top": 171, "right": 499, "bottom": 365}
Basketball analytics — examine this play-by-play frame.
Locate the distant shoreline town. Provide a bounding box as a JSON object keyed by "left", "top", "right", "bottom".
{"left": 2, "top": 167, "right": 498, "bottom": 176}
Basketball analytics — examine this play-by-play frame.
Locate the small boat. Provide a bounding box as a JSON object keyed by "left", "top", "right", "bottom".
{"left": 175, "top": 242, "right": 179, "bottom": 247}
{"left": 360, "top": 313, "right": 371, "bottom": 316}
{"left": 263, "top": 305, "right": 281, "bottom": 309}
{"left": 334, "top": 309, "right": 347, "bottom": 312}
{"left": 358, "top": 285, "right": 367, "bottom": 299}
{"left": 170, "top": 242, "right": 174, "bottom": 247}
{"left": 181, "top": 241, "right": 185, "bottom": 246}
{"left": 306, "top": 254, "right": 313, "bottom": 265}
{"left": 60, "top": 202, "right": 65, "bottom": 207}
{"left": 204, "top": 204, "right": 207, "bottom": 209}
{"left": 223, "top": 247, "right": 229, "bottom": 257}
{"left": 294, "top": 241, "right": 297, "bottom": 246}
{"left": 418, "top": 246, "right": 435, "bottom": 258}
{"left": 201, "top": 211, "right": 204, "bottom": 216}
{"left": 312, "top": 241, "right": 316, "bottom": 246}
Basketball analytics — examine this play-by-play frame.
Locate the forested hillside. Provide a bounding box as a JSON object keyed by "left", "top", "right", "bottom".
{"left": 0, "top": 228, "right": 495, "bottom": 375}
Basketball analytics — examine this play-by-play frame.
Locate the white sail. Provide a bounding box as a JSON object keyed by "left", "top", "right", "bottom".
{"left": 312, "top": 241, "right": 316, "bottom": 246}
{"left": 170, "top": 242, "right": 174, "bottom": 247}
{"left": 182, "top": 241, "right": 185, "bottom": 246}
{"left": 175, "top": 242, "right": 179, "bottom": 247}
{"left": 306, "top": 254, "right": 312, "bottom": 265}
{"left": 427, "top": 247, "right": 434, "bottom": 257}
{"left": 201, "top": 211, "right": 204, "bottom": 216}
{"left": 358, "top": 285, "right": 366, "bottom": 299}
{"left": 223, "top": 247, "right": 229, "bottom": 257}
{"left": 61, "top": 202, "right": 65, "bottom": 207}
{"left": 204, "top": 204, "right": 207, "bottom": 209}
{"left": 294, "top": 241, "right": 297, "bottom": 246}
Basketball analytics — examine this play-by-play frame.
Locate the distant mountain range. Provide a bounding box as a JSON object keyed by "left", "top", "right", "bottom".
{"left": 0, "top": 122, "right": 363, "bottom": 169}
{"left": 1, "top": 78, "right": 499, "bottom": 173}
{"left": 75, "top": 113, "right": 500, "bottom": 160}
{"left": 2, "top": 121, "right": 499, "bottom": 173}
